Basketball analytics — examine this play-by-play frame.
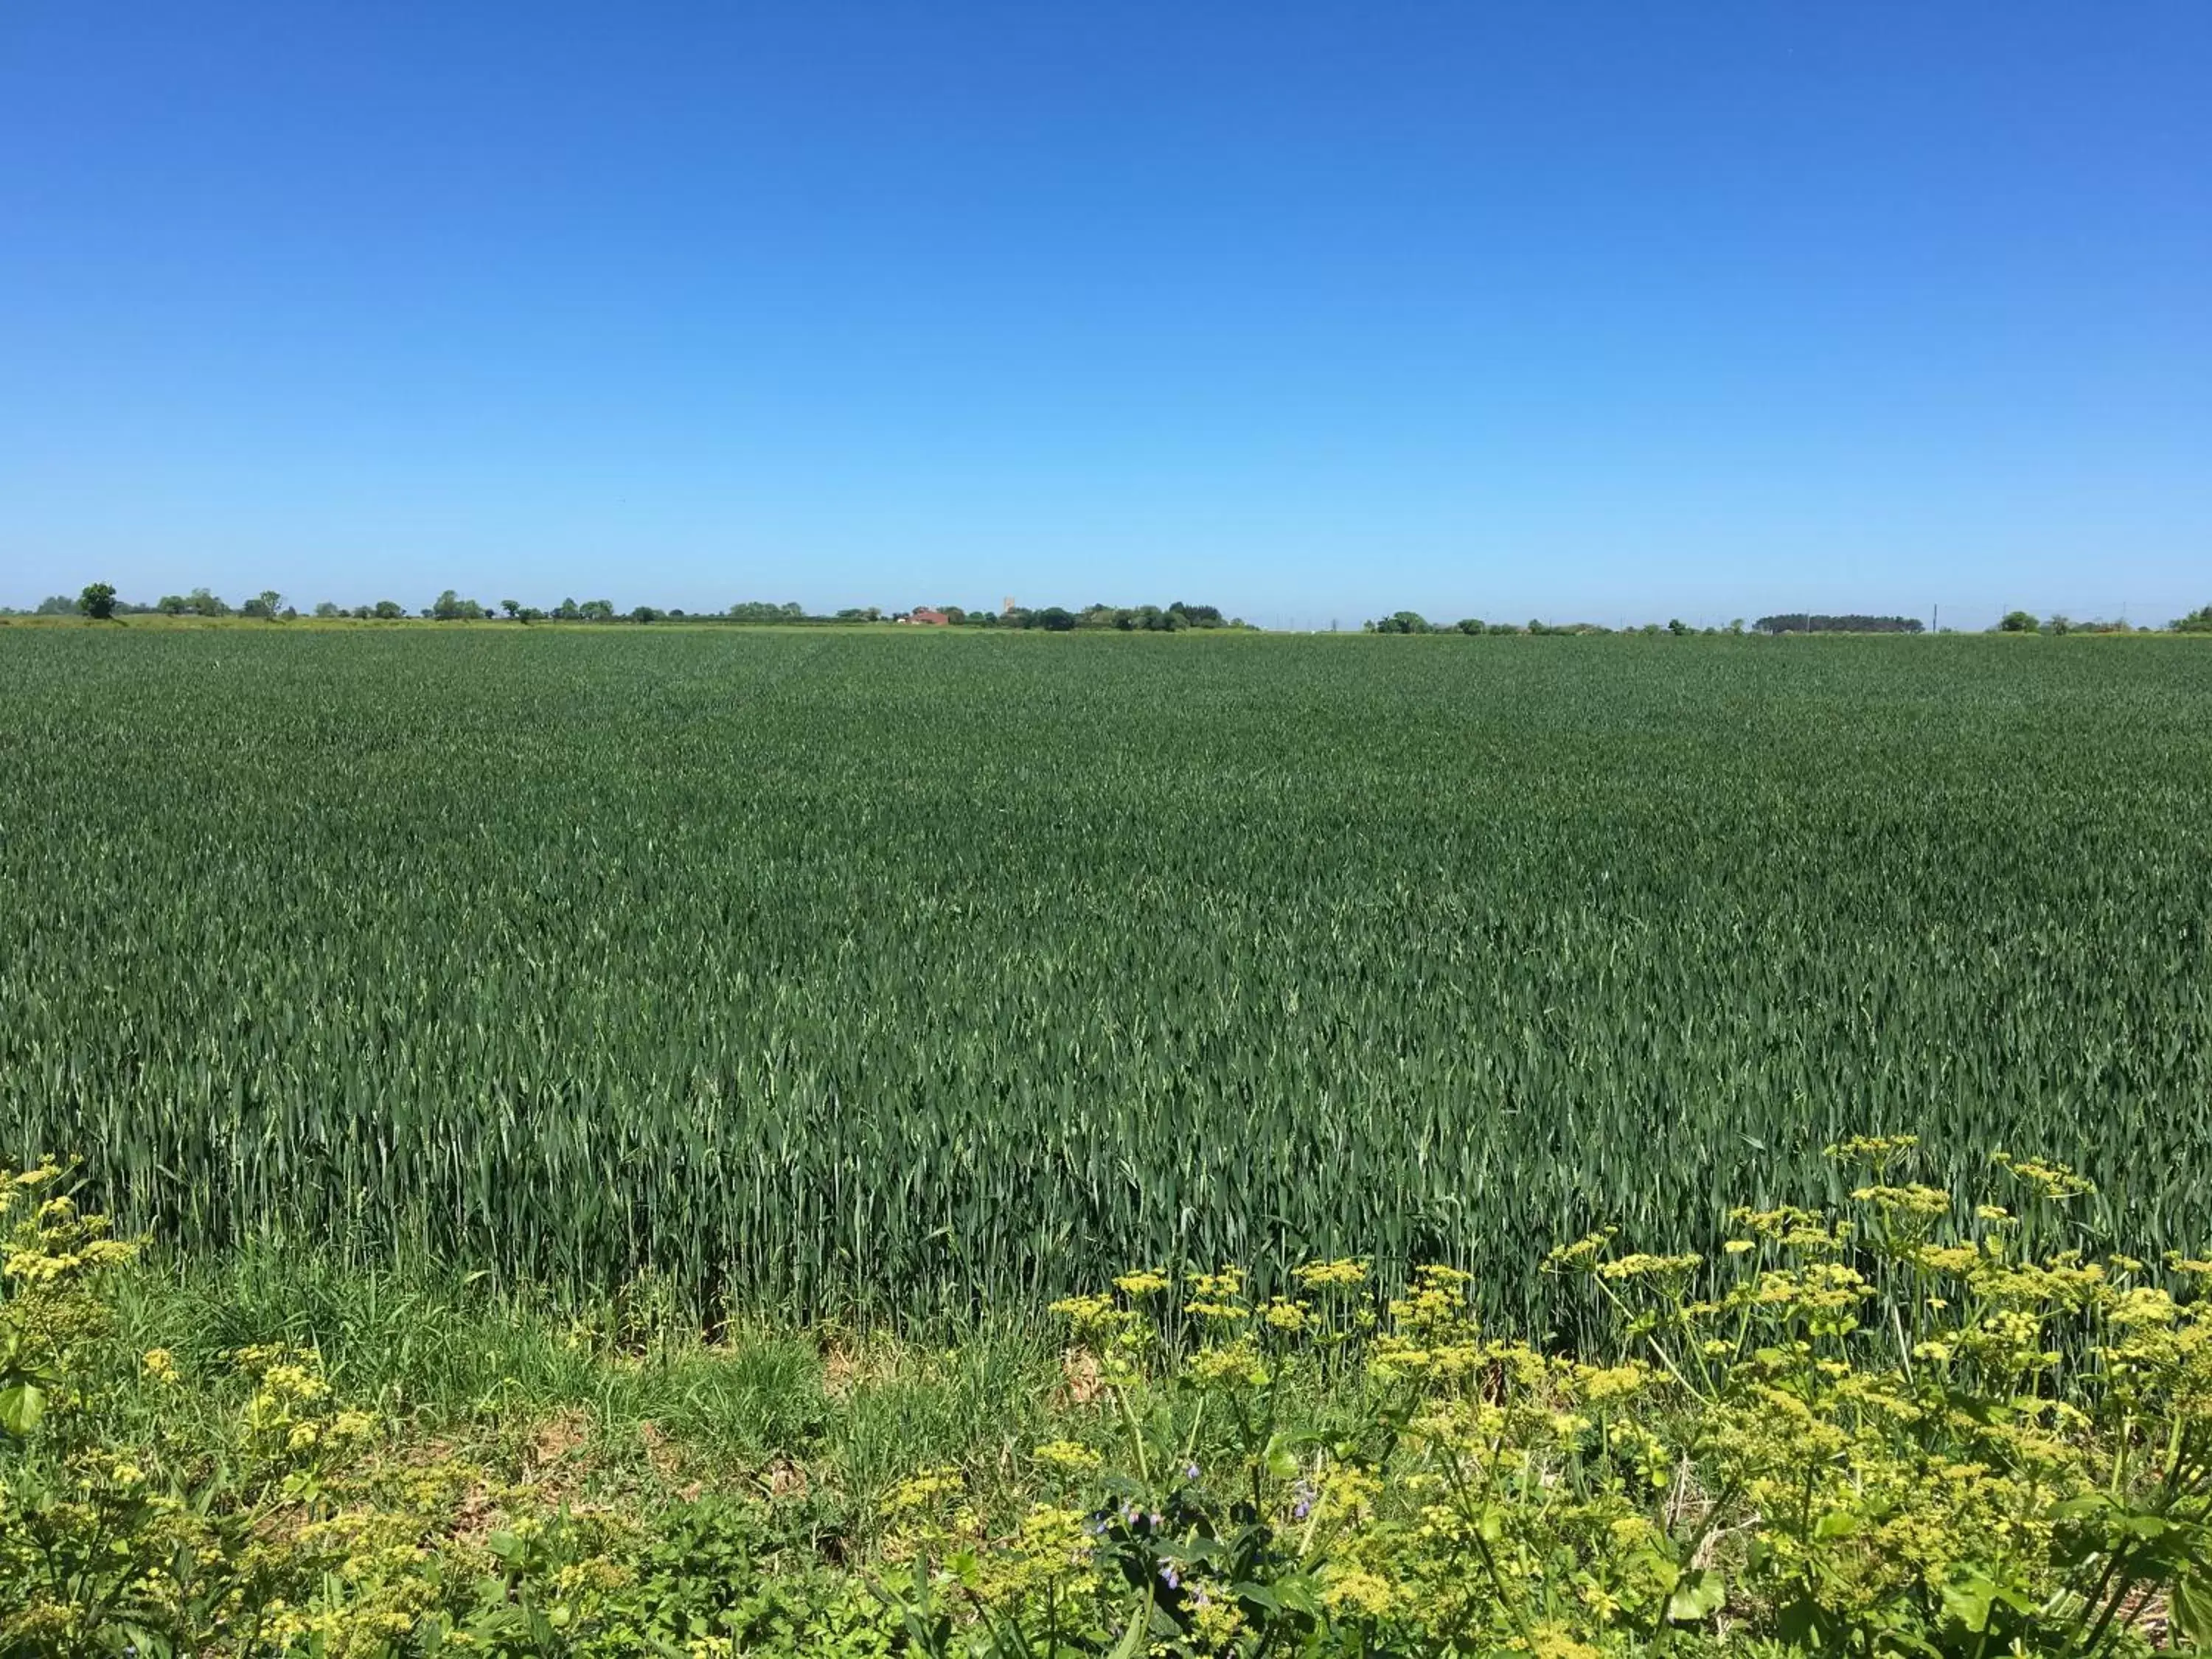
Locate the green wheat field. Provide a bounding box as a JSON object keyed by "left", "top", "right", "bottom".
{"left": 4, "top": 626, "right": 2208, "bottom": 1329}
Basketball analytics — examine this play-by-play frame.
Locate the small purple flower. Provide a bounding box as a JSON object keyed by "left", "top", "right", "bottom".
{"left": 1160, "top": 1562, "right": 1181, "bottom": 1590}
{"left": 1292, "top": 1478, "right": 1317, "bottom": 1520}
{"left": 1183, "top": 1461, "right": 1200, "bottom": 1481}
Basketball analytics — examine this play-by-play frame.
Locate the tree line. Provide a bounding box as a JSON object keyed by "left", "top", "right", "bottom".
{"left": 17, "top": 587, "right": 1251, "bottom": 629}
{"left": 1366, "top": 609, "right": 2212, "bottom": 636}
{"left": 23, "top": 585, "right": 2212, "bottom": 634}
{"left": 1997, "top": 611, "right": 2180, "bottom": 635}
{"left": 1368, "top": 613, "right": 1747, "bottom": 636}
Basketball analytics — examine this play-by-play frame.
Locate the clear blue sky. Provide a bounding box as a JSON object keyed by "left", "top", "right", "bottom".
{"left": 4, "top": 3, "right": 2207, "bottom": 628}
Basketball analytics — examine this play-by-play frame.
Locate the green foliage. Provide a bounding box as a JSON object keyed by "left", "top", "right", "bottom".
{"left": 973, "top": 601, "right": 1236, "bottom": 631}
{"left": 1999, "top": 610, "right": 2040, "bottom": 633}
{"left": 8, "top": 1152, "right": 2212, "bottom": 1655}
{"left": 839, "top": 1140, "right": 2212, "bottom": 1657}
{"left": 429, "top": 589, "right": 487, "bottom": 621}
{"left": 153, "top": 586, "right": 232, "bottom": 617}
{"left": 2174, "top": 604, "right": 2212, "bottom": 634}
{"left": 74, "top": 584, "right": 117, "bottom": 621}
{"left": 1753, "top": 614, "right": 1924, "bottom": 634}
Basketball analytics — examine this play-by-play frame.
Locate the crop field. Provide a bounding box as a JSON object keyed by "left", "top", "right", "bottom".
{"left": 3, "top": 627, "right": 2209, "bottom": 1328}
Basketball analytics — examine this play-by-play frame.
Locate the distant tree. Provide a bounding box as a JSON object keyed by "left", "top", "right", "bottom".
{"left": 430, "top": 590, "right": 487, "bottom": 621}
{"left": 312, "top": 601, "right": 341, "bottom": 619}
{"left": 579, "top": 599, "right": 616, "bottom": 622}
{"left": 1999, "top": 611, "right": 2040, "bottom": 633}
{"left": 372, "top": 599, "right": 405, "bottom": 619}
{"left": 629, "top": 605, "right": 664, "bottom": 623}
{"left": 156, "top": 594, "right": 189, "bottom": 615}
{"left": 1037, "top": 606, "right": 1077, "bottom": 631}
{"left": 1453, "top": 617, "right": 1485, "bottom": 634}
{"left": 36, "top": 595, "right": 79, "bottom": 615}
{"left": 240, "top": 589, "right": 283, "bottom": 619}
{"left": 500, "top": 599, "right": 521, "bottom": 619}
{"left": 1486, "top": 622, "right": 1519, "bottom": 635}
{"left": 1727, "top": 618, "right": 1745, "bottom": 635}
{"left": 76, "top": 582, "right": 118, "bottom": 620}
{"left": 725, "top": 601, "right": 805, "bottom": 623}
{"left": 1368, "top": 611, "right": 1433, "bottom": 634}
{"left": 2170, "top": 605, "right": 2212, "bottom": 634}
{"left": 1667, "top": 618, "right": 1690, "bottom": 636}
{"left": 2047, "top": 614, "right": 2074, "bottom": 636}
{"left": 1755, "top": 614, "right": 1925, "bottom": 636}
{"left": 184, "top": 588, "right": 231, "bottom": 617}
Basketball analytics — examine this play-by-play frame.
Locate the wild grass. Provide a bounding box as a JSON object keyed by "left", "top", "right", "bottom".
{"left": 9, "top": 1143, "right": 2212, "bottom": 1655}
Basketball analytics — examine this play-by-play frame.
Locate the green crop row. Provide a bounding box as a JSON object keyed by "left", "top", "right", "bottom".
{"left": 3, "top": 629, "right": 2209, "bottom": 1328}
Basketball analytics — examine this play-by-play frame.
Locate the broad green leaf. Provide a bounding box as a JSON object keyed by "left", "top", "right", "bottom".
{"left": 0, "top": 1382, "right": 46, "bottom": 1437}
{"left": 1667, "top": 1569, "right": 1725, "bottom": 1624}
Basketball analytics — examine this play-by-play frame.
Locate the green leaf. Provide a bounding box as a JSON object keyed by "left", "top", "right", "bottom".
{"left": 2172, "top": 1568, "right": 2212, "bottom": 1649}
{"left": 1161, "top": 1536, "right": 1228, "bottom": 1566}
{"left": 1107, "top": 1599, "right": 1151, "bottom": 1659}
{"left": 1272, "top": 1574, "right": 1324, "bottom": 1617}
{"left": 0, "top": 1381, "right": 46, "bottom": 1436}
{"left": 1667, "top": 1568, "right": 1725, "bottom": 1624}
{"left": 1939, "top": 1576, "right": 1994, "bottom": 1633}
